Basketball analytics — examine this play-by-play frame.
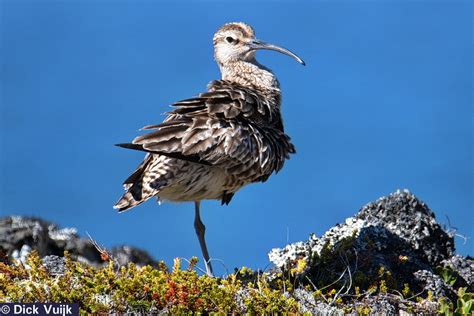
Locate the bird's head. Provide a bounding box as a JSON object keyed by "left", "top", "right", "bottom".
{"left": 213, "top": 22, "right": 305, "bottom": 67}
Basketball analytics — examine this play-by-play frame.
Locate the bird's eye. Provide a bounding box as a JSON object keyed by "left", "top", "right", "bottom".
{"left": 226, "top": 36, "right": 237, "bottom": 44}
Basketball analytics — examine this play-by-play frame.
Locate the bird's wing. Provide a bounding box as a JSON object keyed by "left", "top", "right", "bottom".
{"left": 118, "top": 80, "right": 295, "bottom": 179}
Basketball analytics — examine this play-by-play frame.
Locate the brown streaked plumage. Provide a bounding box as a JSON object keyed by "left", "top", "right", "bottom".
{"left": 114, "top": 22, "right": 304, "bottom": 276}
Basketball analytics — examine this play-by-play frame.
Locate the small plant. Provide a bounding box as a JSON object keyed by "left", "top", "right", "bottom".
{"left": 455, "top": 287, "right": 473, "bottom": 315}
{"left": 438, "top": 287, "right": 474, "bottom": 316}
{"left": 402, "top": 283, "right": 411, "bottom": 298}
{"left": 438, "top": 297, "right": 454, "bottom": 316}
{"left": 436, "top": 266, "right": 458, "bottom": 286}
{"left": 290, "top": 258, "right": 307, "bottom": 276}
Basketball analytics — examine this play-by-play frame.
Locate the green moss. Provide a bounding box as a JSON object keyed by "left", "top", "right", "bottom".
{"left": 0, "top": 252, "right": 299, "bottom": 314}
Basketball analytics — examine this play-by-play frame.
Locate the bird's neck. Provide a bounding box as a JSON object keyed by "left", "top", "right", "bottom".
{"left": 219, "top": 60, "right": 280, "bottom": 93}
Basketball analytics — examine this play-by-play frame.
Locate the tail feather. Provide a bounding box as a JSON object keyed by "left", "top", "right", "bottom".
{"left": 114, "top": 154, "right": 156, "bottom": 212}
{"left": 113, "top": 192, "right": 148, "bottom": 212}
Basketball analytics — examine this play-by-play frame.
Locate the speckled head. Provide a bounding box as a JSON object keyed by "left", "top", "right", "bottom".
{"left": 213, "top": 22, "right": 305, "bottom": 67}
{"left": 214, "top": 22, "right": 256, "bottom": 42}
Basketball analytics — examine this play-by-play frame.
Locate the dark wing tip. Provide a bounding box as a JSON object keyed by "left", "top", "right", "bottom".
{"left": 115, "top": 143, "right": 212, "bottom": 166}
{"left": 115, "top": 143, "right": 145, "bottom": 151}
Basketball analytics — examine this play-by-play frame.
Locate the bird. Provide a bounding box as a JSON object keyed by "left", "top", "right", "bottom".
{"left": 114, "top": 22, "right": 304, "bottom": 276}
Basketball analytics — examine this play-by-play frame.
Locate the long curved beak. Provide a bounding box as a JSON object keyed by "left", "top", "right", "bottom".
{"left": 248, "top": 39, "right": 305, "bottom": 66}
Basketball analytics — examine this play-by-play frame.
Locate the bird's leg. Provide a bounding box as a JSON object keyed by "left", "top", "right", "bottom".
{"left": 194, "top": 201, "right": 214, "bottom": 277}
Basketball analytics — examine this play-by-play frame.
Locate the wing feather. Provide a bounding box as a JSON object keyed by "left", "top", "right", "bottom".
{"left": 120, "top": 80, "right": 295, "bottom": 182}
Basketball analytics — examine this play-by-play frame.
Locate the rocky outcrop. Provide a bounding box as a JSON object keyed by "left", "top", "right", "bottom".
{"left": 268, "top": 189, "right": 473, "bottom": 307}
{"left": 0, "top": 216, "right": 157, "bottom": 267}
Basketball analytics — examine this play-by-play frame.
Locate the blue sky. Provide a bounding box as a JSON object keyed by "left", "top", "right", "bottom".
{"left": 1, "top": 0, "right": 472, "bottom": 275}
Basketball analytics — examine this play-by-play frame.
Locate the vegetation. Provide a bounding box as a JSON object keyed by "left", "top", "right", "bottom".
{"left": 438, "top": 287, "right": 473, "bottom": 316}
{"left": 1, "top": 251, "right": 472, "bottom": 314}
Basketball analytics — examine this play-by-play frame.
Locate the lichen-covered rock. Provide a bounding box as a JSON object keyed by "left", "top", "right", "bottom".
{"left": 292, "top": 289, "right": 344, "bottom": 315}
{"left": 413, "top": 269, "right": 454, "bottom": 298}
{"left": 355, "top": 189, "right": 454, "bottom": 265}
{"left": 441, "top": 255, "right": 474, "bottom": 292}
{"left": 42, "top": 255, "right": 66, "bottom": 276}
{"left": 110, "top": 245, "right": 157, "bottom": 267}
{"left": 0, "top": 216, "right": 157, "bottom": 267}
{"left": 268, "top": 190, "right": 468, "bottom": 301}
{"left": 365, "top": 297, "right": 397, "bottom": 315}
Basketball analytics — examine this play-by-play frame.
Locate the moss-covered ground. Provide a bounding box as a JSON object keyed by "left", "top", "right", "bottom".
{"left": 1, "top": 251, "right": 472, "bottom": 314}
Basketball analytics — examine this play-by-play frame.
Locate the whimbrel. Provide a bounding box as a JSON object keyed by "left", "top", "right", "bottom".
{"left": 114, "top": 22, "right": 304, "bottom": 276}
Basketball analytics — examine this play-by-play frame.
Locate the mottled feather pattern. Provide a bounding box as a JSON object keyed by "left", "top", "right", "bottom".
{"left": 133, "top": 80, "right": 295, "bottom": 179}
{"left": 115, "top": 80, "right": 295, "bottom": 211}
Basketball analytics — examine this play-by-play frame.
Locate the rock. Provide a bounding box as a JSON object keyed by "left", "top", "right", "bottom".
{"left": 366, "top": 297, "right": 397, "bottom": 315}
{"left": 11, "top": 244, "right": 32, "bottom": 264}
{"left": 441, "top": 255, "right": 474, "bottom": 292}
{"left": 110, "top": 245, "right": 157, "bottom": 267}
{"left": 413, "top": 269, "right": 454, "bottom": 298}
{"left": 268, "top": 190, "right": 469, "bottom": 302}
{"left": 42, "top": 255, "right": 66, "bottom": 276}
{"left": 0, "top": 216, "right": 158, "bottom": 267}
{"left": 292, "top": 289, "right": 343, "bottom": 315}
{"left": 355, "top": 189, "right": 454, "bottom": 265}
